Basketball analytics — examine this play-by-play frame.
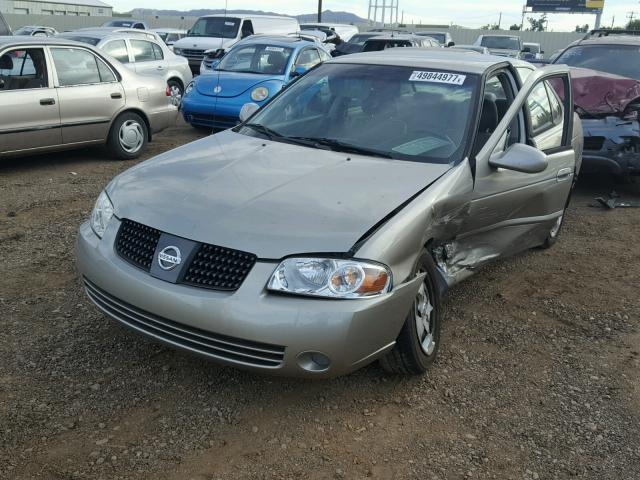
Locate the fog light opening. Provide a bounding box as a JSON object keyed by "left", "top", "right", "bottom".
{"left": 296, "top": 351, "right": 331, "bottom": 373}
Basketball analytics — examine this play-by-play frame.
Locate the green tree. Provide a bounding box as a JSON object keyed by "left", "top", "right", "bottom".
{"left": 627, "top": 19, "right": 640, "bottom": 30}
{"left": 509, "top": 24, "right": 521, "bottom": 30}
{"left": 481, "top": 23, "right": 500, "bottom": 30}
{"left": 527, "top": 14, "right": 547, "bottom": 32}
{"left": 574, "top": 24, "right": 589, "bottom": 33}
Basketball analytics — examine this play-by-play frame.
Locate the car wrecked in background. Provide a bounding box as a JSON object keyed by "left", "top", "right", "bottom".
{"left": 77, "top": 49, "right": 582, "bottom": 378}
{"left": 181, "top": 36, "right": 331, "bottom": 130}
{"left": 552, "top": 31, "right": 640, "bottom": 178}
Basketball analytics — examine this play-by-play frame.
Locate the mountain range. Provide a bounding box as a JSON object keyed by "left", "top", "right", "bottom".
{"left": 129, "top": 9, "right": 368, "bottom": 24}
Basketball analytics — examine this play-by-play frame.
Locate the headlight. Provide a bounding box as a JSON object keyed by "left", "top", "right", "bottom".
{"left": 90, "top": 190, "right": 114, "bottom": 238}
{"left": 174, "top": 48, "right": 182, "bottom": 55}
{"left": 185, "top": 81, "right": 194, "bottom": 95}
{"left": 251, "top": 86, "right": 269, "bottom": 102}
{"left": 267, "top": 258, "right": 392, "bottom": 299}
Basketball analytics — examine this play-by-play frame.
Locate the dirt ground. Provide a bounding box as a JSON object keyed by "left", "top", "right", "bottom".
{"left": 1, "top": 119, "right": 639, "bottom": 480}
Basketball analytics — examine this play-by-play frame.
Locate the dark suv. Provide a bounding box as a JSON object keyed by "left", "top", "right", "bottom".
{"left": 0, "top": 12, "right": 11, "bottom": 36}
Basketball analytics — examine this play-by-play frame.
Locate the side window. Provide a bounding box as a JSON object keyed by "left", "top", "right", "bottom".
{"left": 103, "top": 40, "right": 129, "bottom": 63}
{"left": 241, "top": 20, "right": 254, "bottom": 38}
{"left": 130, "top": 40, "right": 155, "bottom": 62}
{"left": 51, "top": 48, "right": 113, "bottom": 86}
{"left": 152, "top": 43, "right": 164, "bottom": 60}
{"left": 473, "top": 72, "right": 517, "bottom": 156}
{"left": 295, "top": 48, "right": 321, "bottom": 69}
{"left": 527, "top": 82, "right": 554, "bottom": 135}
{"left": 0, "top": 48, "right": 48, "bottom": 90}
{"left": 545, "top": 81, "right": 563, "bottom": 125}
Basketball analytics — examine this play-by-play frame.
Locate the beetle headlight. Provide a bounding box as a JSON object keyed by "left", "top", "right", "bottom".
{"left": 267, "top": 258, "right": 392, "bottom": 299}
{"left": 251, "top": 86, "right": 269, "bottom": 102}
{"left": 185, "top": 81, "right": 194, "bottom": 95}
{"left": 90, "top": 190, "right": 114, "bottom": 238}
{"left": 173, "top": 48, "right": 182, "bottom": 55}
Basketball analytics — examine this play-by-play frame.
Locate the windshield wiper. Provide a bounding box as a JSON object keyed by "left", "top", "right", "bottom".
{"left": 243, "top": 123, "right": 283, "bottom": 140}
{"left": 287, "top": 137, "right": 393, "bottom": 158}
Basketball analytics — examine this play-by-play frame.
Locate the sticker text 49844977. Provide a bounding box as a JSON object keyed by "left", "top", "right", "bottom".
{"left": 409, "top": 71, "right": 466, "bottom": 85}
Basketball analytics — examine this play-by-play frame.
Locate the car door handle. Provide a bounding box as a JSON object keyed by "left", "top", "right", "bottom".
{"left": 39, "top": 98, "right": 55, "bottom": 106}
{"left": 156, "top": 66, "right": 165, "bottom": 70}
{"left": 557, "top": 168, "right": 573, "bottom": 182}
{"left": 111, "top": 92, "right": 122, "bottom": 99}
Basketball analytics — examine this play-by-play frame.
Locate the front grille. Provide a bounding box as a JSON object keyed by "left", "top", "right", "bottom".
{"left": 181, "top": 48, "right": 205, "bottom": 58}
{"left": 84, "top": 278, "right": 285, "bottom": 368}
{"left": 189, "top": 113, "right": 239, "bottom": 127}
{"left": 115, "top": 219, "right": 161, "bottom": 271}
{"left": 115, "top": 219, "right": 256, "bottom": 292}
{"left": 584, "top": 136, "right": 605, "bottom": 151}
{"left": 183, "top": 243, "right": 257, "bottom": 291}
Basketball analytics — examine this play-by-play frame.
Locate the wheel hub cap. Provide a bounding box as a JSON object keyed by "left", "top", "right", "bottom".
{"left": 170, "top": 85, "right": 182, "bottom": 106}
{"left": 119, "top": 120, "right": 143, "bottom": 153}
{"left": 550, "top": 214, "right": 563, "bottom": 238}
{"left": 415, "top": 280, "right": 436, "bottom": 355}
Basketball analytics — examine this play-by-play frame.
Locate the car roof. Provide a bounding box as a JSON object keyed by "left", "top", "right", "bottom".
{"left": 200, "top": 14, "right": 292, "bottom": 20}
{"left": 365, "top": 34, "right": 423, "bottom": 41}
{"left": 237, "top": 35, "right": 317, "bottom": 47}
{"left": 523, "top": 42, "right": 540, "bottom": 45}
{"left": 0, "top": 36, "right": 90, "bottom": 47}
{"left": 575, "top": 35, "right": 640, "bottom": 47}
{"left": 479, "top": 34, "right": 520, "bottom": 38}
{"left": 152, "top": 28, "right": 186, "bottom": 33}
{"left": 330, "top": 48, "right": 530, "bottom": 74}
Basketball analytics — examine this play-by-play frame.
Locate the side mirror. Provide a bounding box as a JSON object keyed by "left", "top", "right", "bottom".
{"left": 541, "top": 50, "right": 545, "bottom": 54}
{"left": 489, "top": 143, "right": 548, "bottom": 174}
{"left": 447, "top": 41, "right": 455, "bottom": 47}
{"left": 239, "top": 103, "right": 260, "bottom": 122}
{"left": 290, "top": 66, "right": 307, "bottom": 78}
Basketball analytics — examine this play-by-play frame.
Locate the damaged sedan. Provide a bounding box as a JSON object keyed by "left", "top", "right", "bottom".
{"left": 552, "top": 34, "right": 640, "bottom": 177}
{"left": 77, "top": 50, "right": 581, "bottom": 378}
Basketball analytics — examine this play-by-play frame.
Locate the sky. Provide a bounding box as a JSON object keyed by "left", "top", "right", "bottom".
{"left": 108, "top": 0, "right": 640, "bottom": 32}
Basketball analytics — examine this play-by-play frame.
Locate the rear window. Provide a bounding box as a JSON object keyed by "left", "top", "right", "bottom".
{"left": 480, "top": 36, "right": 521, "bottom": 50}
{"left": 363, "top": 40, "right": 412, "bottom": 51}
{"left": 554, "top": 44, "right": 640, "bottom": 80}
{"left": 60, "top": 35, "right": 101, "bottom": 46}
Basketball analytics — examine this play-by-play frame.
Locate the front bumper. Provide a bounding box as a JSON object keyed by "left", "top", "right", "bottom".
{"left": 181, "top": 96, "right": 242, "bottom": 130}
{"left": 76, "top": 219, "right": 421, "bottom": 378}
{"left": 581, "top": 117, "right": 640, "bottom": 175}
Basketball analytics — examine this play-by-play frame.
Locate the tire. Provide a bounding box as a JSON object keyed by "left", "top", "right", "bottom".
{"left": 541, "top": 183, "right": 574, "bottom": 249}
{"left": 107, "top": 112, "right": 148, "bottom": 160}
{"left": 380, "top": 250, "right": 442, "bottom": 375}
{"left": 168, "top": 79, "right": 183, "bottom": 107}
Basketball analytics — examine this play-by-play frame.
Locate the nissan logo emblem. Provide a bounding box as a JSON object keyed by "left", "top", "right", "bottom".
{"left": 158, "top": 246, "right": 182, "bottom": 271}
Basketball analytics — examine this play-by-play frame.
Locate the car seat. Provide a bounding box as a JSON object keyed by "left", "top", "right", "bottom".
{"left": 472, "top": 93, "right": 499, "bottom": 156}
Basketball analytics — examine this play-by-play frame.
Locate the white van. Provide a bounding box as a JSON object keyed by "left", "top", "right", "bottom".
{"left": 299, "top": 23, "right": 359, "bottom": 42}
{"left": 173, "top": 15, "right": 299, "bottom": 72}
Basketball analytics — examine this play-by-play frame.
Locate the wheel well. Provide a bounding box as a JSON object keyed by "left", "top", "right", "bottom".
{"left": 168, "top": 77, "right": 183, "bottom": 90}
{"left": 110, "top": 109, "right": 153, "bottom": 142}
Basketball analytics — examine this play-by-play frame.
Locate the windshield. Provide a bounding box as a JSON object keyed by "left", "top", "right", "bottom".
{"left": 363, "top": 40, "right": 412, "bottom": 51}
{"left": 14, "top": 27, "right": 34, "bottom": 35}
{"left": 189, "top": 17, "right": 240, "bottom": 38}
{"left": 238, "top": 63, "right": 478, "bottom": 165}
{"left": 60, "top": 35, "right": 100, "bottom": 46}
{"left": 348, "top": 34, "right": 376, "bottom": 45}
{"left": 524, "top": 43, "right": 540, "bottom": 53}
{"left": 422, "top": 33, "right": 445, "bottom": 44}
{"left": 554, "top": 45, "right": 640, "bottom": 80}
{"left": 103, "top": 20, "right": 137, "bottom": 28}
{"left": 218, "top": 44, "right": 294, "bottom": 75}
{"left": 481, "top": 36, "right": 521, "bottom": 50}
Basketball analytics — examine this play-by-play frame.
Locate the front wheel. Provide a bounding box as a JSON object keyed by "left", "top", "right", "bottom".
{"left": 380, "top": 250, "right": 442, "bottom": 375}
{"left": 168, "top": 79, "right": 183, "bottom": 107}
{"left": 107, "top": 112, "right": 148, "bottom": 160}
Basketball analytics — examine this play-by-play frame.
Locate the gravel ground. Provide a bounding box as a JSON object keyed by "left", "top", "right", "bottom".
{"left": 1, "top": 119, "right": 639, "bottom": 480}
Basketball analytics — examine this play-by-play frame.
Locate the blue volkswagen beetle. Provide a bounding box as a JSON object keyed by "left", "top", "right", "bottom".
{"left": 182, "top": 36, "right": 332, "bottom": 130}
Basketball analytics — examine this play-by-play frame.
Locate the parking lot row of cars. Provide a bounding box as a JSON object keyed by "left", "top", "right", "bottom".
{"left": 2, "top": 8, "right": 640, "bottom": 377}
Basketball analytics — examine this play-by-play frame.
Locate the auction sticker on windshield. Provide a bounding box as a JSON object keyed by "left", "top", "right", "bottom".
{"left": 409, "top": 71, "right": 466, "bottom": 85}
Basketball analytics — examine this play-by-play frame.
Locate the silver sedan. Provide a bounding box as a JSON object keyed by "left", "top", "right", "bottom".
{"left": 77, "top": 49, "right": 582, "bottom": 377}
{"left": 0, "top": 37, "right": 177, "bottom": 160}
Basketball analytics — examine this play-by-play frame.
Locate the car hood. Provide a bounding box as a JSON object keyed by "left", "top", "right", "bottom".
{"left": 567, "top": 67, "right": 640, "bottom": 118}
{"left": 108, "top": 130, "right": 451, "bottom": 259}
{"left": 195, "top": 71, "right": 284, "bottom": 97}
{"left": 487, "top": 48, "right": 519, "bottom": 57}
{"left": 173, "top": 36, "right": 235, "bottom": 51}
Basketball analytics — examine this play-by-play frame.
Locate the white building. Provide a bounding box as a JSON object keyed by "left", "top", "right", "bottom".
{"left": 0, "top": 0, "right": 112, "bottom": 17}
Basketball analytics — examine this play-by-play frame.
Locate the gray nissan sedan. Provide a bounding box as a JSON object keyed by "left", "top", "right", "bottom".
{"left": 77, "top": 49, "right": 582, "bottom": 377}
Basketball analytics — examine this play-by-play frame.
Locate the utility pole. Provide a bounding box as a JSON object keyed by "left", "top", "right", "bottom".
{"left": 317, "top": 0, "right": 322, "bottom": 23}
{"left": 498, "top": 12, "right": 502, "bottom": 29}
{"left": 520, "top": 4, "right": 526, "bottom": 30}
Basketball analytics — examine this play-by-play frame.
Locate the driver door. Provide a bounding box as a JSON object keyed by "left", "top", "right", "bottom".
{"left": 461, "top": 65, "right": 576, "bottom": 261}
